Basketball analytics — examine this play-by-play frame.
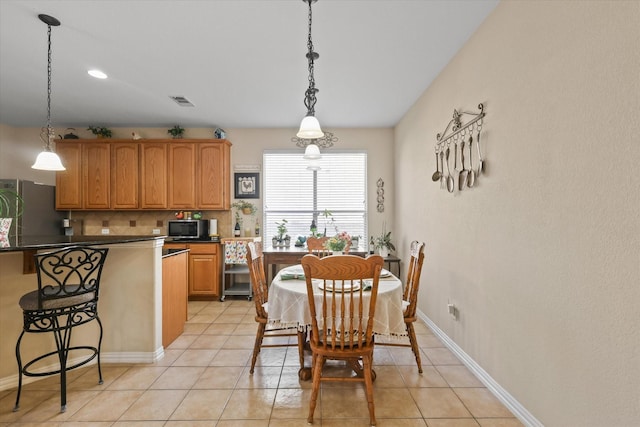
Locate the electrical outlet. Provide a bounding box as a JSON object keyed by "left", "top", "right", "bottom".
{"left": 448, "top": 303, "right": 458, "bottom": 319}
{"left": 152, "top": 228, "right": 161, "bottom": 235}
{"left": 101, "top": 228, "right": 109, "bottom": 235}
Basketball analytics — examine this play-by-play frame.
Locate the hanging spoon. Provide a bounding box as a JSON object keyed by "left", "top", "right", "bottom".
{"left": 431, "top": 150, "right": 441, "bottom": 182}
{"left": 458, "top": 139, "right": 467, "bottom": 191}
{"left": 467, "top": 135, "right": 476, "bottom": 187}
{"left": 439, "top": 150, "right": 445, "bottom": 189}
{"left": 445, "top": 147, "right": 454, "bottom": 193}
{"left": 476, "top": 129, "right": 485, "bottom": 175}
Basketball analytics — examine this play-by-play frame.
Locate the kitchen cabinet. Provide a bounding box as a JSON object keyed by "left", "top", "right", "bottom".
{"left": 163, "top": 242, "right": 221, "bottom": 299}
{"left": 162, "top": 250, "right": 188, "bottom": 347}
{"left": 111, "top": 142, "right": 139, "bottom": 209}
{"left": 55, "top": 141, "right": 82, "bottom": 209}
{"left": 83, "top": 143, "right": 110, "bottom": 209}
{"left": 140, "top": 142, "right": 168, "bottom": 209}
{"left": 56, "top": 139, "right": 230, "bottom": 210}
{"left": 168, "top": 143, "right": 196, "bottom": 209}
{"left": 198, "top": 142, "right": 230, "bottom": 210}
{"left": 55, "top": 141, "right": 110, "bottom": 209}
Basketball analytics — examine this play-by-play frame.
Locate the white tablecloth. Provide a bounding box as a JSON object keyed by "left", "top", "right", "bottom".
{"left": 267, "top": 265, "right": 407, "bottom": 337}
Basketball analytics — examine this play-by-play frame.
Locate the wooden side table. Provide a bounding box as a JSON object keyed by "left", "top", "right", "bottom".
{"left": 383, "top": 254, "right": 401, "bottom": 279}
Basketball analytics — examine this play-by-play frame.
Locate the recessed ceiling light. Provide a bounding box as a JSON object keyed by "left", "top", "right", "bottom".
{"left": 88, "top": 69, "right": 107, "bottom": 79}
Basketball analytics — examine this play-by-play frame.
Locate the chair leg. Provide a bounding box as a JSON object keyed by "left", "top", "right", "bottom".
{"left": 363, "top": 354, "right": 377, "bottom": 426}
{"left": 13, "top": 330, "right": 26, "bottom": 412}
{"left": 307, "top": 354, "right": 323, "bottom": 424}
{"left": 406, "top": 322, "right": 423, "bottom": 373}
{"left": 96, "top": 316, "right": 104, "bottom": 384}
{"left": 250, "top": 323, "right": 266, "bottom": 374}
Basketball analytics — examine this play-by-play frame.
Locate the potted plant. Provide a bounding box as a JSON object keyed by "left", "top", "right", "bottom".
{"left": 167, "top": 125, "right": 185, "bottom": 139}
{"left": 374, "top": 224, "right": 395, "bottom": 258}
{"left": 87, "top": 126, "right": 113, "bottom": 138}
{"left": 232, "top": 200, "right": 257, "bottom": 216}
{"left": 0, "top": 188, "right": 23, "bottom": 248}
{"left": 272, "top": 219, "right": 290, "bottom": 248}
{"left": 325, "top": 231, "right": 351, "bottom": 254}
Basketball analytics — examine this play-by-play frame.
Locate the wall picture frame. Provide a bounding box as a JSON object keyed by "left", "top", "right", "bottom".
{"left": 234, "top": 172, "right": 260, "bottom": 199}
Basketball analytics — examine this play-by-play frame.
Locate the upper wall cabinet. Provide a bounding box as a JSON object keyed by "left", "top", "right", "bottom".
{"left": 56, "top": 139, "right": 231, "bottom": 211}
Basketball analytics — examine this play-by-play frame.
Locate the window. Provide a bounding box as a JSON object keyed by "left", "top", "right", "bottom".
{"left": 263, "top": 150, "right": 367, "bottom": 245}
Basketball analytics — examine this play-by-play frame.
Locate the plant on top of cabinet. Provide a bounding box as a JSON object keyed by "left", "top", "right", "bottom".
{"left": 167, "top": 125, "right": 185, "bottom": 139}
{"left": 87, "top": 126, "right": 113, "bottom": 138}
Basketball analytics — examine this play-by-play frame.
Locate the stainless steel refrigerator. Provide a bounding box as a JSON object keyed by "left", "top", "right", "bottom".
{"left": 0, "top": 179, "right": 66, "bottom": 246}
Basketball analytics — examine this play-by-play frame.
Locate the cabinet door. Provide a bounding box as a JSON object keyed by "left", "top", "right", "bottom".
{"left": 55, "top": 142, "right": 82, "bottom": 209}
{"left": 111, "top": 142, "right": 139, "bottom": 209}
{"left": 83, "top": 143, "right": 110, "bottom": 209}
{"left": 168, "top": 143, "right": 196, "bottom": 209}
{"left": 187, "top": 244, "right": 220, "bottom": 298}
{"left": 140, "top": 143, "right": 167, "bottom": 209}
{"left": 162, "top": 251, "right": 188, "bottom": 347}
{"left": 197, "top": 142, "right": 230, "bottom": 210}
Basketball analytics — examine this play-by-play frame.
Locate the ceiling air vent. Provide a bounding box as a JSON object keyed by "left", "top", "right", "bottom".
{"left": 169, "top": 96, "right": 195, "bottom": 107}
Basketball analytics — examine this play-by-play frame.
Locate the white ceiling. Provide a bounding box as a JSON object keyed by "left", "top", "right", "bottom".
{"left": 0, "top": 0, "right": 498, "bottom": 130}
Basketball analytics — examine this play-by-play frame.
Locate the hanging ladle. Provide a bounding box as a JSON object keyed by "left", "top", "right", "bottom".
{"left": 432, "top": 150, "right": 441, "bottom": 182}
{"left": 458, "top": 139, "right": 467, "bottom": 191}
{"left": 467, "top": 135, "right": 476, "bottom": 187}
{"left": 445, "top": 147, "right": 454, "bottom": 193}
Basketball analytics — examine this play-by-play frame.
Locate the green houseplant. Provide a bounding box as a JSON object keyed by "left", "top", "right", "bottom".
{"left": 167, "top": 125, "right": 185, "bottom": 138}
{"left": 87, "top": 126, "right": 113, "bottom": 138}
{"left": 272, "top": 219, "right": 290, "bottom": 248}
{"left": 374, "top": 223, "right": 395, "bottom": 257}
{"left": 0, "top": 188, "right": 23, "bottom": 248}
{"left": 231, "top": 200, "right": 257, "bottom": 216}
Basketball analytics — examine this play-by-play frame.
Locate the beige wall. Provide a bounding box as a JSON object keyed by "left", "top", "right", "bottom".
{"left": 395, "top": 1, "right": 640, "bottom": 426}
{"left": 0, "top": 126, "right": 394, "bottom": 240}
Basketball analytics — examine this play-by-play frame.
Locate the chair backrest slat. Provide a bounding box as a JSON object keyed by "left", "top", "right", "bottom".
{"left": 403, "top": 241, "right": 425, "bottom": 318}
{"left": 247, "top": 241, "right": 268, "bottom": 319}
{"left": 302, "top": 254, "right": 383, "bottom": 350}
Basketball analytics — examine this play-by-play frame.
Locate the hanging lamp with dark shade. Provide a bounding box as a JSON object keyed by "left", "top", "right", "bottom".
{"left": 32, "top": 14, "right": 65, "bottom": 171}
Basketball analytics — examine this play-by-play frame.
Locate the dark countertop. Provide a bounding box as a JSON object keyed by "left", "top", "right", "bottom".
{"left": 0, "top": 235, "right": 167, "bottom": 253}
{"left": 162, "top": 248, "right": 190, "bottom": 258}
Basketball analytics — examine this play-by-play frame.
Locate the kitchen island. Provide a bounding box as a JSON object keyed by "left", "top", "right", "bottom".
{"left": 0, "top": 235, "right": 168, "bottom": 390}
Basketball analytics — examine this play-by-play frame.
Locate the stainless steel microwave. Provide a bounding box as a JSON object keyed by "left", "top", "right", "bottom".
{"left": 167, "top": 220, "right": 209, "bottom": 239}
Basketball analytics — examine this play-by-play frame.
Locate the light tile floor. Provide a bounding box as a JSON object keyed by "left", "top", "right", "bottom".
{"left": 0, "top": 299, "right": 523, "bottom": 426}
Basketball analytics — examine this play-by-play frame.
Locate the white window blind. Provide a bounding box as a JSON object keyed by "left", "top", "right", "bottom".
{"left": 263, "top": 151, "right": 367, "bottom": 245}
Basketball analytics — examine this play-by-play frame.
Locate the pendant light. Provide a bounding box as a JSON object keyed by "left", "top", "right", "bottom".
{"left": 32, "top": 14, "right": 65, "bottom": 171}
{"left": 296, "top": 0, "right": 324, "bottom": 140}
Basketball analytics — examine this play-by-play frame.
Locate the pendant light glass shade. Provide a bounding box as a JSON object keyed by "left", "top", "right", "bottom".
{"left": 306, "top": 159, "right": 321, "bottom": 171}
{"left": 297, "top": 115, "right": 324, "bottom": 139}
{"left": 303, "top": 143, "right": 321, "bottom": 160}
{"left": 32, "top": 150, "right": 65, "bottom": 171}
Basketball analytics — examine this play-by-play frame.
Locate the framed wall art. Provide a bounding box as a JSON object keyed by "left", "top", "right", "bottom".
{"left": 234, "top": 172, "right": 260, "bottom": 199}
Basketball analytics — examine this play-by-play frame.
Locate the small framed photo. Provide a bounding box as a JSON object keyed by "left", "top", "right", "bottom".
{"left": 234, "top": 172, "right": 260, "bottom": 199}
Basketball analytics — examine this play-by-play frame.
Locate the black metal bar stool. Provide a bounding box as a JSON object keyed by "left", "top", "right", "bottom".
{"left": 14, "top": 245, "right": 109, "bottom": 413}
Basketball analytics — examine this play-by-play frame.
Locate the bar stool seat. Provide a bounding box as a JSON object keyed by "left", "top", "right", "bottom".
{"left": 13, "top": 245, "right": 109, "bottom": 413}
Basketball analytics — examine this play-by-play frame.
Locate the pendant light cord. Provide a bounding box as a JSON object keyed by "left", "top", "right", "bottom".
{"left": 41, "top": 23, "right": 54, "bottom": 150}
{"left": 303, "top": 0, "right": 318, "bottom": 116}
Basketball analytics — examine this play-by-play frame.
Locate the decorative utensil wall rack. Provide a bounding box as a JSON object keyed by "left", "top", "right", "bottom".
{"left": 433, "top": 103, "right": 486, "bottom": 194}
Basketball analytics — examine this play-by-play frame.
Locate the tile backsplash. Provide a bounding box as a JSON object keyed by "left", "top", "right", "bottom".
{"left": 71, "top": 211, "right": 233, "bottom": 237}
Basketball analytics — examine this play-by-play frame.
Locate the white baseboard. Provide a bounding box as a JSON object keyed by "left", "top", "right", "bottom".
{"left": 417, "top": 310, "right": 544, "bottom": 427}
{"left": 0, "top": 347, "right": 165, "bottom": 392}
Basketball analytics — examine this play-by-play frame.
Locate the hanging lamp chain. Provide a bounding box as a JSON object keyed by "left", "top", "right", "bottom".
{"left": 40, "top": 23, "right": 55, "bottom": 150}
{"left": 303, "top": 0, "right": 318, "bottom": 116}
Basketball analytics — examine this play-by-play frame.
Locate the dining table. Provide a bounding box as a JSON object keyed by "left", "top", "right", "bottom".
{"left": 267, "top": 263, "right": 407, "bottom": 379}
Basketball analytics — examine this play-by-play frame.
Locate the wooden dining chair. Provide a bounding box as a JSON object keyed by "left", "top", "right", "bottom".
{"left": 246, "top": 241, "right": 305, "bottom": 375}
{"left": 377, "top": 240, "right": 426, "bottom": 372}
{"left": 301, "top": 253, "right": 384, "bottom": 426}
{"left": 306, "top": 236, "right": 330, "bottom": 257}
